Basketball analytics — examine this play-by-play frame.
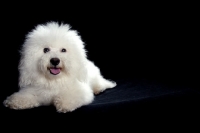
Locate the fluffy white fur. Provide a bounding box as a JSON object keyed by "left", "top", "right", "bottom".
{"left": 3, "top": 22, "right": 116, "bottom": 113}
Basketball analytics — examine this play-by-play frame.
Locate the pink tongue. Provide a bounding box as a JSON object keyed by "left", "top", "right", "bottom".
{"left": 50, "top": 68, "right": 60, "bottom": 75}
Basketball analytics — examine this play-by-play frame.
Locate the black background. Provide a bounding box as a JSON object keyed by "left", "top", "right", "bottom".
{"left": 0, "top": 2, "right": 199, "bottom": 127}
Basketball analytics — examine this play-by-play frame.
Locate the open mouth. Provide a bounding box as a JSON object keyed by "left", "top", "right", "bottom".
{"left": 48, "top": 67, "right": 61, "bottom": 75}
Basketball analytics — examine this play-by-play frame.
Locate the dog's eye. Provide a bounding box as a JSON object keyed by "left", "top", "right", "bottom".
{"left": 44, "top": 48, "right": 50, "bottom": 53}
{"left": 61, "top": 48, "right": 67, "bottom": 52}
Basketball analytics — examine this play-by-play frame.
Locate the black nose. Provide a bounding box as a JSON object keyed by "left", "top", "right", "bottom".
{"left": 50, "top": 58, "right": 60, "bottom": 66}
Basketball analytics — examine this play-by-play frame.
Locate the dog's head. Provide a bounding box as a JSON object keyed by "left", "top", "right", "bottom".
{"left": 19, "top": 22, "right": 87, "bottom": 87}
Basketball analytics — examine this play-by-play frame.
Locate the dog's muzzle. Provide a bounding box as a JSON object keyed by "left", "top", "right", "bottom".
{"left": 49, "top": 58, "right": 61, "bottom": 75}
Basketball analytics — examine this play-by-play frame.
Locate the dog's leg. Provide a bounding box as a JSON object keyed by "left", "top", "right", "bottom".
{"left": 53, "top": 81, "right": 94, "bottom": 113}
{"left": 92, "top": 75, "right": 117, "bottom": 95}
{"left": 87, "top": 61, "right": 117, "bottom": 95}
{"left": 3, "top": 89, "right": 40, "bottom": 110}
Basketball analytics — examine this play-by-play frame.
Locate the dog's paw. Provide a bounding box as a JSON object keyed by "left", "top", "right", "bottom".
{"left": 53, "top": 97, "right": 77, "bottom": 113}
{"left": 3, "top": 94, "right": 39, "bottom": 110}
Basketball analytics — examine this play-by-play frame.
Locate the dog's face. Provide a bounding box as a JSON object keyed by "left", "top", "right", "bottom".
{"left": 44, "top": 47, "right": 66, "bottom": 76}
{"left": 19, "top": 22, "right": 87, "bottom": 84}
{"left": 39, "top": 44, "right": 70, "bottom": 79}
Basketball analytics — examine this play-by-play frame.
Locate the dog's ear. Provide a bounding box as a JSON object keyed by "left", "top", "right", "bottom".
{"left": 76, "top": 63, "right": 88, "bottom": 82}
{"left": 18, "top": 68, "right": 32, "bottom": 88}
{"left": 19, "top": 73, "right": 31, "bottom": 88}
{"left": 18, "top": 55, "right": 33, "bottom": 88}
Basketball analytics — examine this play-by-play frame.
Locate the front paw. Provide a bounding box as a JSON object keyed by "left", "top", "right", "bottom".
{"left": 53, "top": 97, "right": 77, "bottom": 113}
{"left": 3, "top": 94, "right": 39, "bottom": 110}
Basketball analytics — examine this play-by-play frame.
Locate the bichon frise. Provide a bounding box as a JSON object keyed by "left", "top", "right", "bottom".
{"left": 3, "top": 22, "right": 116, "bottom": 113}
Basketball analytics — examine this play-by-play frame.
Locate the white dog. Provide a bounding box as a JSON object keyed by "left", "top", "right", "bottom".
{"left": 3, "top": 22, "right": 116, "bottom": 113}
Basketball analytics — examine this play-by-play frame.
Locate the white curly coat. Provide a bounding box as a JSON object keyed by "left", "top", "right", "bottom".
{"left": 3, "top": 22, "right": 116, "bottom": 113}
